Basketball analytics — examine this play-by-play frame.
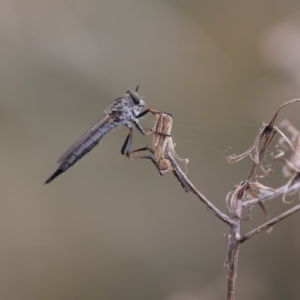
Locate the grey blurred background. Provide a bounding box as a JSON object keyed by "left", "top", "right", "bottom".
{"left": 1, "top": 0, "right": 300, "bottom": 299}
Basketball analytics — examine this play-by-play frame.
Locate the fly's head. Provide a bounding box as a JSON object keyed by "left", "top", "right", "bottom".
{"left": 126, "top": 89, "right": 146, "bottom": 116}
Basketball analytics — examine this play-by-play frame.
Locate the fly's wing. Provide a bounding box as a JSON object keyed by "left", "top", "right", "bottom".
{"left": 57, "top": 112, "right": 120, "bottom": 163}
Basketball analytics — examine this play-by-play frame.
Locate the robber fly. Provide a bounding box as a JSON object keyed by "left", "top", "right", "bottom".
{"left": 129, "top": 113, "right": 191, "bottom": 192}
{"left": 45, "top": 87, "right": 161, "bottom": 184}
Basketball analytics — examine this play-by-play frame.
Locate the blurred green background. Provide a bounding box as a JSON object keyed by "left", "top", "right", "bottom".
{"left": 1, "top": 0, "right": 300, "bottom": 299}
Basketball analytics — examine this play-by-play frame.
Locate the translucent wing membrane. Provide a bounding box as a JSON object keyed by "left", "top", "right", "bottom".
{"left": 57, "top": 113, "right": 117, "bottom": 163}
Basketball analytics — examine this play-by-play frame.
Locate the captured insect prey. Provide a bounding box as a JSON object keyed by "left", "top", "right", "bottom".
{"left": 129, "top": 113, "right": 190, "bottom": 192}
{"left": 45, "top": 87, "right": 164, "bottom": 184}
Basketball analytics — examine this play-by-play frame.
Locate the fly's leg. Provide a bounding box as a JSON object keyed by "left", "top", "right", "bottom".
{"left": 121, "top": 127, "right": 152, "bottom": 157}
{"left": 133, "top": 109, "right": 172, "bottom": 137}
{"left": 130, "top": 146, "right": 155, "bottom": 155}
{"left": 133, "top": 121, "right": 171, "bottom": 138}
{"left": 127, "top": 146, "right": 161, "bottom": 172}
{"left": 136, "top": 109, "right": 172, "bottom": 119}
{"left": 135, "top": 109, "right": 151, "bottom": 119}
{"left": 121, "top": 112, "right": 171, "bottom": 158}
{"left": 121, "top": 125, "right": 168, "bottom": 158}
{"left": 121, "top": 128, "right": 134, "bottom": 157}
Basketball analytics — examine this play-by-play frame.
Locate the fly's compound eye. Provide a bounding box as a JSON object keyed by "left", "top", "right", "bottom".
{"left": 128, "top": 91, "right": 140, "bottom": 105}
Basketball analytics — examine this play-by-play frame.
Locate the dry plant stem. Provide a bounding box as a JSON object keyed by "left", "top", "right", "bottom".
{"left": 166, "top": 143, "right": 238, "bottom": 299}
{"left": 146, "top": 110, "right": 300, "bottom": 300}
{"left": 166, "top": 144, "right": 300, "bottom": 299}
{"left": 134, "top": 113, "right": 232, "bottom": 225}
{"left": 224, "top": 195, "right": 243, "bottom": 300}
{"left": 165, "top": 144, "right": 232, "bottom": 226}
{"left": 239, "top": 203, "right": 300, "bottom": 243}
{"left": 226, "top": 216, "right": 241, "bottom": 300}
{"left": 226, "top": 203, "right": 300, "bottom": 299}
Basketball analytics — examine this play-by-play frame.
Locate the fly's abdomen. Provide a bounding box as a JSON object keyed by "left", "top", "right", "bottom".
{"left": 45, "top": 122, "right": 118, "bottom": 184}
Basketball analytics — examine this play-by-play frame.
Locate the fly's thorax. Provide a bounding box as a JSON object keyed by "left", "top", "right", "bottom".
{"left": 104, "top": 91, "right": 145, "bottom": 120}
{"left": 114, "top": 106, "right": 132, "bottom": 121}
{"left": 105, "top": 97, "right": 128, "bottom": 115}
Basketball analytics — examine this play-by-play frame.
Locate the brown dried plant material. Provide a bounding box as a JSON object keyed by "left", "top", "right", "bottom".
{"left": 274, "top": 120, "right": 300, "bottom": 203}
{"left": 225, "top": 99, "right": 300, "bottom": 178}
{"left": 226, "top": 180, "right": 276, "bottom": 221}
{"left": 278, "top": 120, "right": 300, "bottom": 174}
{"left": 226, "top": 181, "right": 251, "bottom": 220}
{"left": 226, "top": 100, "right": 300, "bottom": 220}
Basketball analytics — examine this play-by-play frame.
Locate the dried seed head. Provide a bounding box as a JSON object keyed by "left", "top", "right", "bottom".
{"left": 278, "top": 120, "right": 300, "bottom": 175}
{"left": 271, "top": 120, "right": 300, "bottom": 204}
{"left": 226, "top": 181, "right": 251, "bottom": 220}
{"left": 226, "top": 99, "right": 300, "bottom": 179}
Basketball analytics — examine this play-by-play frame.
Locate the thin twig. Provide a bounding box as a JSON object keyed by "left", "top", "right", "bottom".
{"left": 165, "top": 143, "right": 232, "bottom": 226}
{"left": 239, "top": 203, "right": 300, "bottom": 243}
{"left": 131, "top": 113, "right": 232, "bottom": 226}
